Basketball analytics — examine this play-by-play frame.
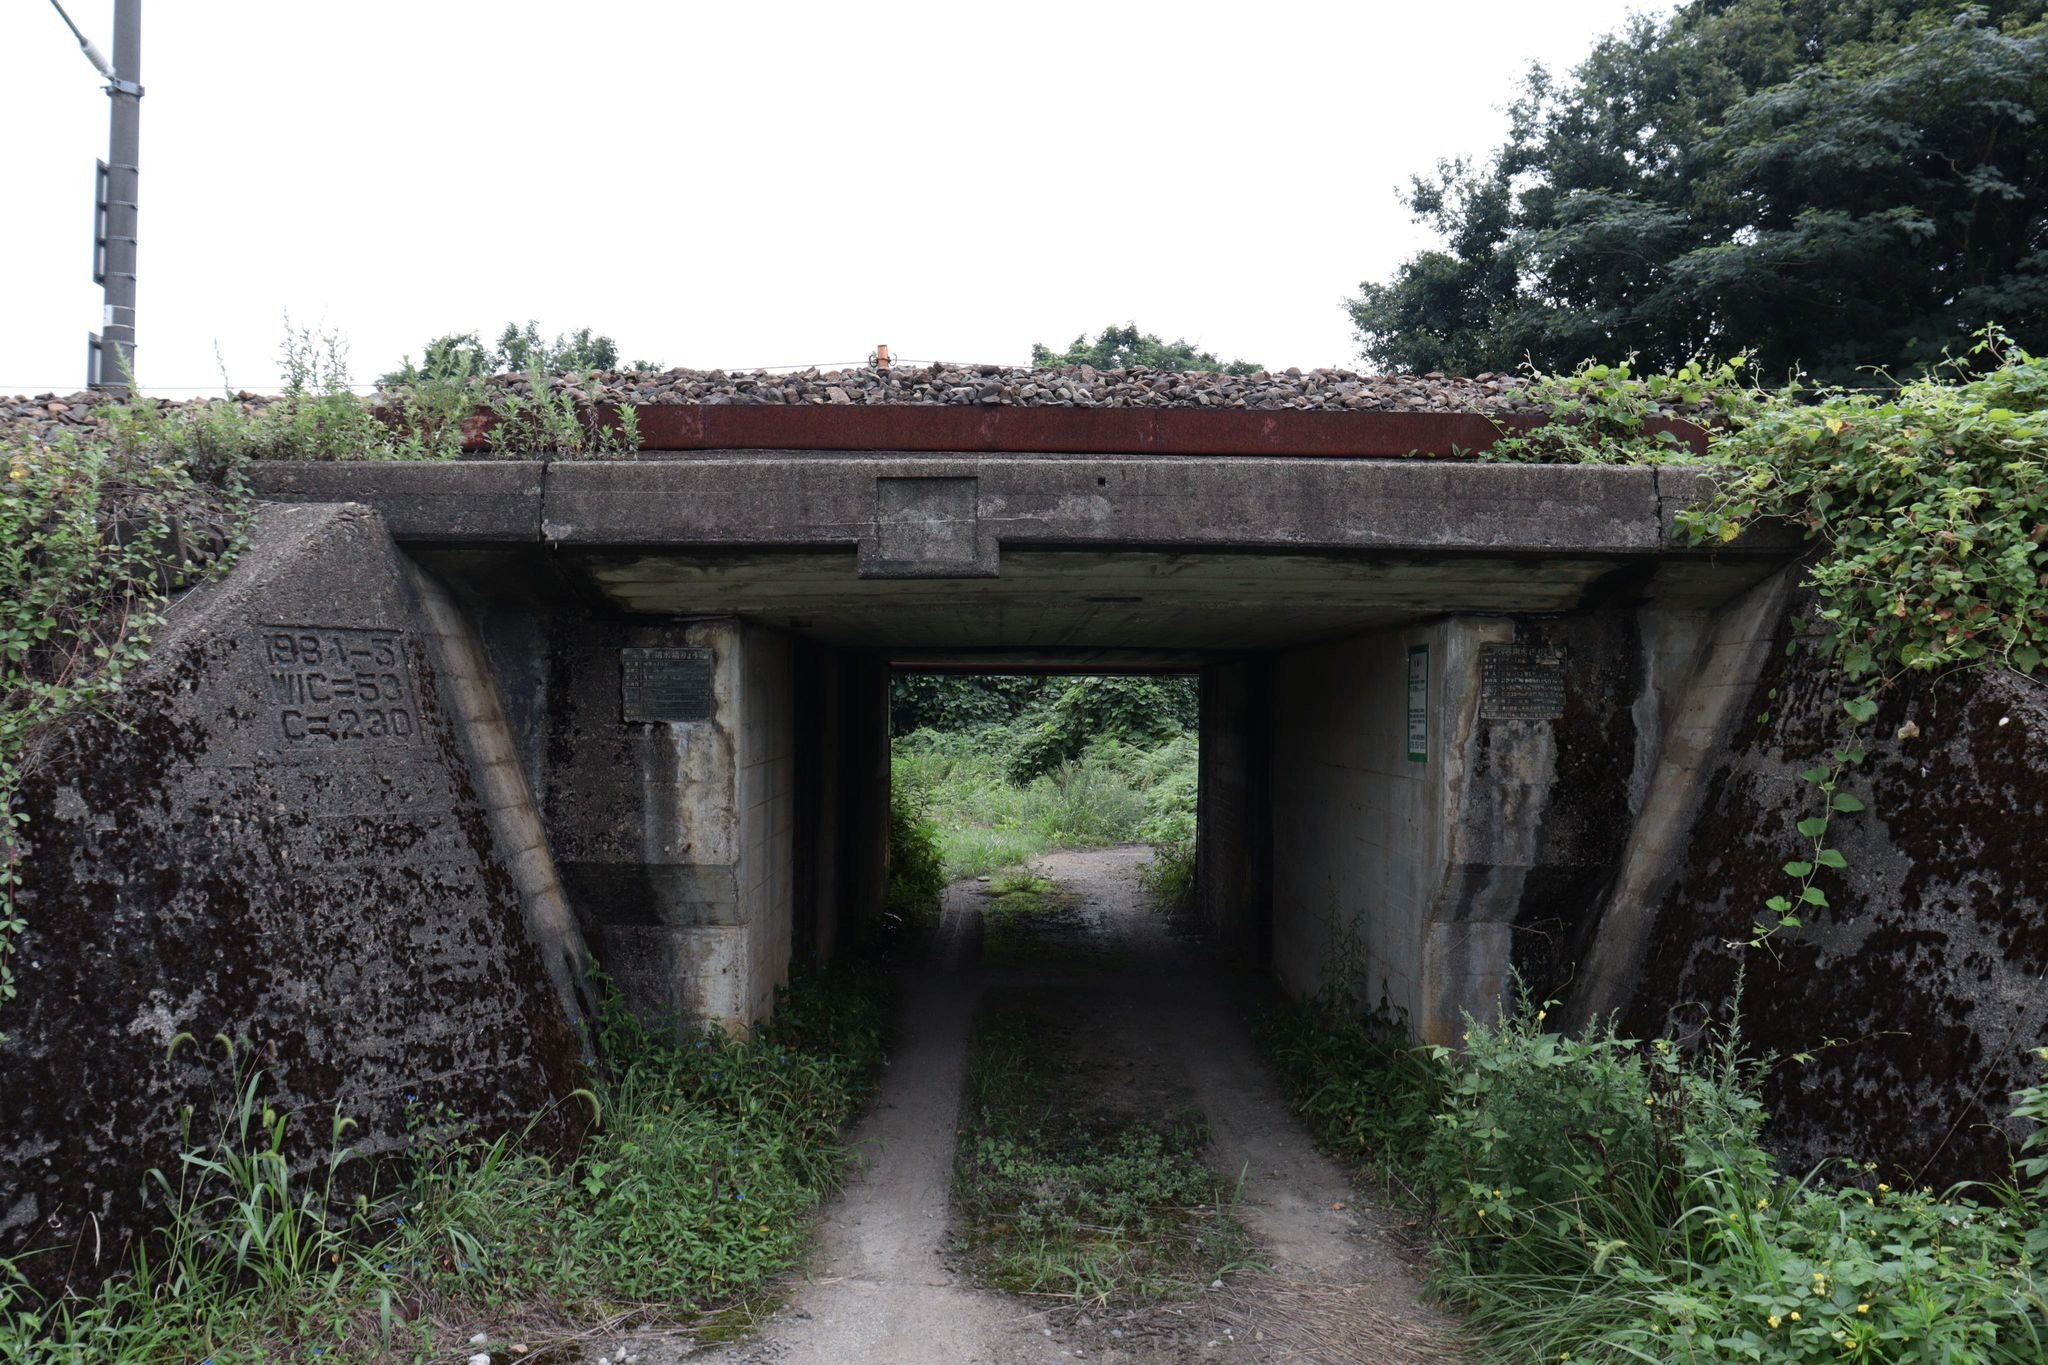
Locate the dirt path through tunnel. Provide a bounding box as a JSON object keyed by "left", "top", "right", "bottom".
{"left": 663, "top": 846, "right": 1459, "bottom": 1365}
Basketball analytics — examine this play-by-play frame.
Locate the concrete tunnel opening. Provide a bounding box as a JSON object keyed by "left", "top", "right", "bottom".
{"left": 19, "top": 404, "right": 2047, "bottom": 1312}
{"left": 881, "top": 661, "right": 1215, "bottom": 954}
{"left": 382, "top": 518, "right": 1782, "bottom": 1050}
{"left": 229, "top": 442, "right": 1802, "bottom": 1057}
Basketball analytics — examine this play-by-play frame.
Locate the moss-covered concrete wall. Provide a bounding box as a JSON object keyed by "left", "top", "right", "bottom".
{"left": 1617, "top": 594, "right": 2048, "bottom": 1187}
{"left": 0, "top": 504, "right": 585, "bottom": 1294}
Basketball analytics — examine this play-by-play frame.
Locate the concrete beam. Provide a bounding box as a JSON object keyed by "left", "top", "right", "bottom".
{"left": 251, "top": 462, "right": 547, "bottom": 541}
{"left": 248, "top": 457, "right": 1794, "bottom": 559}
{"left": 540, "top": 458, "right": 1671, "bottom": 556}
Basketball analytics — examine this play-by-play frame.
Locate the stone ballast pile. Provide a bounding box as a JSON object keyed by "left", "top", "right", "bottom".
{"left": 2, "top": 364, "right": 1550, "bottom": 447}
{"left": 486, "top": 362, "right": 1547, "bottom": 414}
{"left": 0, "top": 391, "right": 285, "bottom": 447}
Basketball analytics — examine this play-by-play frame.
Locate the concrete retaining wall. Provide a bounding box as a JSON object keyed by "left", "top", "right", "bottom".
{"left": 0, "top": 505, "right": 586, "bottom": 1292}
{"left": 1271, "top": 625, "right": 1454, "bottom": 1023}
{"left": 1607, "top": 595, "right": 2048, "bottom": 1186}
{"left": 541, "top": 616, "right": 798, "bottom": 1032}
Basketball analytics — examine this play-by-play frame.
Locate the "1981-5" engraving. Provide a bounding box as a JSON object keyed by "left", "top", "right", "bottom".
{"left": 262, "top": 627, "right": 417, "bottom": 745}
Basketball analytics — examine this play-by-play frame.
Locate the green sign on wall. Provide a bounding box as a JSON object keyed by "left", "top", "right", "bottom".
{"left": 1407, "top": 644, "right": 1428, "bottom": 762}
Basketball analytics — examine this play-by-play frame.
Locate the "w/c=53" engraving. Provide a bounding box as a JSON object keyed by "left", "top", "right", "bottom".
{"left": 261, "top": 626, "right": 418, "bottom": 745}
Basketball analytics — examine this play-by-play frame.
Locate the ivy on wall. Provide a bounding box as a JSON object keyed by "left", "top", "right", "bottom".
{"left": 1487, "top": 327, "right": 2047, "bottom": 943}
{"left": 0, "top": 427, "right": 245, "bottom": 1035}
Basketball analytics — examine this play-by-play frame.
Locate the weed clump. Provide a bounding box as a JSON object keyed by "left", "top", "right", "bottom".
{"left": 954, "top": 1004, "right": 1250, "bottom": 1304}
{"left": 883, "top": 769, "right": 947, "bottom": 935}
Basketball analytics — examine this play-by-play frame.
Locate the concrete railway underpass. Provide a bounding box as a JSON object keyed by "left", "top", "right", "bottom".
{"left": 249, "top": 442, "right": 1800, "bottom": 1046}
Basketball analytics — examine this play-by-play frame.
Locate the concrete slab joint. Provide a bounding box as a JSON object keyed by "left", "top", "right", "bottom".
{"left": 859, "top": 475, "right": 998, "bottom": 578}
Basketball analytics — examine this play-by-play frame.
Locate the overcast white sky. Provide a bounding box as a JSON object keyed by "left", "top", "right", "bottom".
{"left": 1, "top": 1, "right": 1670, "bottom": 395}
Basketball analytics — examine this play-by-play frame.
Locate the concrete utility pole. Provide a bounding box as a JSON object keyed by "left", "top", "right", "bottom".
{"left": 52, "top": 0, "right": 142, "bottom": 392}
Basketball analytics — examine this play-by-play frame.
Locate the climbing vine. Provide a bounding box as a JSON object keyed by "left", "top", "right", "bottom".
{"left": 1683, "top": 329, "right": 2048, "bottom": 681}
{"left": 0, "top": 425, "right": 245, "bottom": 1037}
{"left": 1488, "top": 328, "right": 2048, "bottom": 945}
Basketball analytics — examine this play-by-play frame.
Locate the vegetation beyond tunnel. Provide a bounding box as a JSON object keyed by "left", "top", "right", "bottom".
{"left": 887, "top": 671, "right": 1199, "bottom": 897}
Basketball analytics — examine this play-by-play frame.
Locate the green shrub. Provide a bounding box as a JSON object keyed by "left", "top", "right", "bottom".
{"left": 884, "top": 767, "right": 947, "bottom": 930}
{"left": 888, "top": 673, "right": 1052, "bottom": 735}
{"left": 1003, "top": 675, "right": 1196, "bottom": 782}
{"left": 1136, "top": 734, "right": 1198, "bottom": 910}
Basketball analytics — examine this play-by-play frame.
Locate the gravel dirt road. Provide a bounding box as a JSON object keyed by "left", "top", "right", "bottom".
{"left": 608, "top": 846, "right": 1460, "bottom": 1365}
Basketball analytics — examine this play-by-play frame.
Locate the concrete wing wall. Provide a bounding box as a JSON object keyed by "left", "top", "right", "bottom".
{"left": 1611, "top": 593, "right": 2048, "bottom": 1187}
{"left": 0, "top": 504, "right": 586, "bottom": 1291}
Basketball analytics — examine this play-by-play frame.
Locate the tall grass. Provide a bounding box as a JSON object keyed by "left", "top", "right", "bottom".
{"left": 0, "top": 970, "right": 889, "bottom": 1362}
{"left": 892, "top": 728, "right": 1195, "bottom": 882}
{"left": 1261, "top": 994, "right": 2048, "bottom": 1364}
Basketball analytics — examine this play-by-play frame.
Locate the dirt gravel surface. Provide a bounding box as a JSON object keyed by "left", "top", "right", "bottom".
{"left": 599, "top": 846, "right": 1460, "bottom": 1365}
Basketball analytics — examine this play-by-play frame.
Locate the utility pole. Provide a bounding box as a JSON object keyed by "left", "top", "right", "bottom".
{"left": 99, "top": 0, "right": 142, "bottom": 392}
{"left": 53, "top": 0, "right": 142, "bottom": 392}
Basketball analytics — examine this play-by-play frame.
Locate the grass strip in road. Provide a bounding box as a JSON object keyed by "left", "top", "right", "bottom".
{"left": 953, "top": 996, "right": 1252, "bottom": 1306}
{"left": 975, "top": 871, "right": 1091, "bottom": 967}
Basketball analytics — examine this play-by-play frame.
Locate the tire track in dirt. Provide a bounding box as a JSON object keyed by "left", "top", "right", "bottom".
{"left": 620, "top": 847, "right": 1459, "bottom": 1365}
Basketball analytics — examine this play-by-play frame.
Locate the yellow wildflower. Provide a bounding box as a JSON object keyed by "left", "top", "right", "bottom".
{"left": 1876, "top": 1183, "right": 1891, "bottom": 1193}
{"left": 1857, "top": 1305, "right": 1870, "bottom": 1314}
{"left": 1768, "top": 1316, "right": 1781, "bottom": 1329}
{"left": 1790, "top": 1312, "right": 1801, "bottom": 1322}
{"left": 1756, "top": 1199, "right": 1769, "bottom": 1210}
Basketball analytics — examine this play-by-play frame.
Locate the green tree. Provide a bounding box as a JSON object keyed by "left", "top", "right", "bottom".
{"left": 493, "top": 321, "right": 626, "bottom": 374}
{"left": 1032, "top": 322, "right": 1260, "bottom": 375}
{"left": 382, "top": 323, "right": 661, "bottom": 388}
{"left": 1351, "top": 2, "right": 2048, "bottom": 384}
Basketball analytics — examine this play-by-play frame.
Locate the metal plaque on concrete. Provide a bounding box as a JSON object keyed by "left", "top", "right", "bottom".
{"left": 1407, "top": 644, "right": 1429, "bottom": 762}
{"left": 621, "top": 647, "right": 715, "bottom": 723}
{"left": 1480, "top": 644, "right": 1567, "bottom": 720}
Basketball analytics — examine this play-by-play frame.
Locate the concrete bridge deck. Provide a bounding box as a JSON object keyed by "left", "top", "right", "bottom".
{"left": 249, "top": 456, "right": 1790, "bottom": 657}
